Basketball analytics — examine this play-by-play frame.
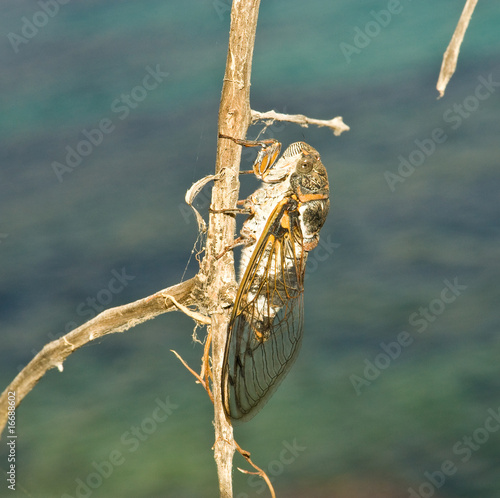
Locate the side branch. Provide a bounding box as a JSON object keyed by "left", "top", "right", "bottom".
{"left": 251, "top": 109, "right": 350, "bottom": 136}
{"left": 436, "top": 0, "right": 478, "bottom": 98}
{"left": 0, "top": 275, "right": 201, "bottom": 436}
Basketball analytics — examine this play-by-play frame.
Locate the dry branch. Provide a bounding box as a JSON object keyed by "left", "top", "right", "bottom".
{"left": 436, "top": 0, "right": 479, "bottom": 98}
{"left": 251, "top": 109, "right": 350, "bottom": 136}
{"left": 0, "top": 276, "right": 201, "bottom": 434}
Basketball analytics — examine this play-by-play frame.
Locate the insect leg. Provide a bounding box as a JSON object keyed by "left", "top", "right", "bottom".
{"left": 216, "top": 233, "right": 256, "bottom": 260}
{"left": 219, "top": 134, "right": 281, "bottom": 180}
{"left": 209, "top": 199, "right": 253, "bottom": 216}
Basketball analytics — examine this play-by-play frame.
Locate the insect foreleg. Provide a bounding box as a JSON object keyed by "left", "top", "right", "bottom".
{"left": 216, "top": 233, "right": 257, "bottom": 260}
{"left": 219, "top": 133, "right": 281, "bottom": 180}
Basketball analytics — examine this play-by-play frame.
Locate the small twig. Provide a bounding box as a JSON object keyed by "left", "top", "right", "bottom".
{"left": 436, "top": 0, "right": 479, "bottom": 98}
{"left": 251, "top": 109, "right": 350, "bottom": 136}
{"left": 185, "top": 172, "right": 222, "bottom": 234}
{"left": 171, "top": 350, "right": 214, "bottom": 403}
{"left": 235, "top": 441, "right": 276, "bottom": 498}
{"left": 162, "top": 293, "right": 211, "bottom": 325}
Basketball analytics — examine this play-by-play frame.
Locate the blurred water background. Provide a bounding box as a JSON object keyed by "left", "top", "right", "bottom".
{"left": 1, "top": 1, "right": 499, "bottom": 497}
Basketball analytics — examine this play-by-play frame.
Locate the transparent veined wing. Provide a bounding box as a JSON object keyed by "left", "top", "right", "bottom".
{"left": 222, "top": 196, "right": 307, "bottom": 422}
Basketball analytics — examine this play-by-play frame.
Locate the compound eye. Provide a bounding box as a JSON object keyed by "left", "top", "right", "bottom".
{"left": 297, "top": 157, "right": 314, "bottom": 174}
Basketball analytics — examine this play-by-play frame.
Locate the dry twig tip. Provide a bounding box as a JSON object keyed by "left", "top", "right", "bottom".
{"left": 251, "top": 109, "right": 350, "bottom": 136}
{"left": 436, "top": 0, "right": 478, "bottom": 98}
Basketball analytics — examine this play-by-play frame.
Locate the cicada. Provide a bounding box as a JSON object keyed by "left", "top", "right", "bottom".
{"left": 220, "top": 135, "right": 330, "bottom": 422}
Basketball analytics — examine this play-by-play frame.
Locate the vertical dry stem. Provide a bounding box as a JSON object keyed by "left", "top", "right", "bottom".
{"left": 203, "top": 1, "right": 262, "bottom": 496}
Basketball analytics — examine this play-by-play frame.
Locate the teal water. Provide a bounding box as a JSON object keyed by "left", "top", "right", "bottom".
{"left": 1, "top": 1, "right": 500, "bottom": 497}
